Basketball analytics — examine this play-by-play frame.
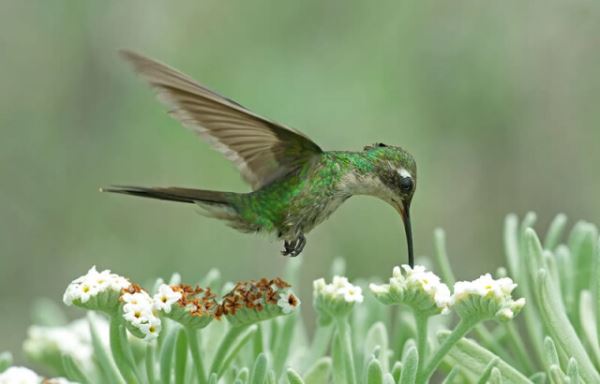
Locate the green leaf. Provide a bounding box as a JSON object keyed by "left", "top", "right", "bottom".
{"left": 566, "top": 358, "right": 579, "bottom": 384}
{"left": 216, "top": 325, "right": 258, "bottom": 377}
{"left": 62, "top": 353, "right": 91, "bottom": 384}
{"left": 364, "top": 322, "right": 389, "bottom": 372}
{"left": 287, "top": 368, "right": 305, "bottom": 384}
{"left": 383, "top": 373, "right": 395, "bottom": 384}
{"left": 549, "top": 365, "right": 567, "bottom": 384}
{"left": 441, "top": 366, "right": 460, "bottom": 384}
{"left": 544, "top": 214, "right": 568, "bottom": 250}
{"left": 273, "top": 312, "right": 297, "bottom": 375}
{"left": 88, "top": 313, "right": 123, "bottom": 384}
{"left": 235, "top": 367, "right": 249, "bottom": 383}
{"left": 303, "top": 357, "right": 332, "bottom": 384}
{"left": 438, "top": 331, "right": 531, "bottom": 383}
{"left": 0, "top": 351, "right": 12, "bottom": 374}
{"left": 366, "top": 357, "right": 384, "bottom": 384}
{"left": 109, "top": 316, "right": 140, "bottom": 384}
{"left": 249, "top": 353, "right": 268, "bottom": 384}
{"left": 391, "top": 361, "right": 402, "bottom": 383}
{"left": 488, "top": 367, "right": 502, "bottom": 384}
{"left": 535, "top": 269, "right": 600, "bottom": 383}
{"left": 399, "top": 345, "right": 417, "bottom": 384}
{"left": 209, "top": 324, "right": 251, "bottom": 375}
{"left": 543, "top": 337, "right": 560, "bottom": 367}
{"left": 434, "top": 228, "right": 456, "bottom": 285}
{"left": 208, "top": 373, "right": 217, "bottom": 384}
{"left": 476, "top": 357, "right": 498, "bottom": 384}
{"left": 529, "top": 372, "right": 547, "bottom": 384}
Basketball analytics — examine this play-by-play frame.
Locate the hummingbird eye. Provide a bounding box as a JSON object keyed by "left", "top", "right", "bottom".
{"left": 399, "top": 177, "right": 413, "bottom": 194}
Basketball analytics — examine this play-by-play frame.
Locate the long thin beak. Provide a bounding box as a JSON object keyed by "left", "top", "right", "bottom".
{"left": 401, "top": 201, "right": 414, "bottom": 267}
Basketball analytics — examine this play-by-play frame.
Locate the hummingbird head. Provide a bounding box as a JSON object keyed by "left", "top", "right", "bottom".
{"left": 363, "top": 143, "right": 417, "bottom": 266}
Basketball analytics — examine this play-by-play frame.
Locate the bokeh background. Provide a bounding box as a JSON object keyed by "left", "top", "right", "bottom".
{"left": 1, "top": 0, "right": 599, "bottom": 361}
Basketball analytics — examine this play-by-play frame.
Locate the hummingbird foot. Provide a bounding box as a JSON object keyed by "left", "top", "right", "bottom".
{"left": 281, "top": 234, "right": 306, "bottom": 257}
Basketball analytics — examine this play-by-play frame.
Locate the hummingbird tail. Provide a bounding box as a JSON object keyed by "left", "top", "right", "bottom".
{"left": 101, "top": 185, "right": 262, "bottom": 233}
{"left": 101, "top": 186, "right": 232, "bottom": 205}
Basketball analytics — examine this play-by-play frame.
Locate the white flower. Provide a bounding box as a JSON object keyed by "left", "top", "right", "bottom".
{"left": 277, "top": 292, "right": 300, "bottom": 314}
{"left": 451, "top": 274, "right": 525, "bottom": 321}
{"left": 153, "top": 284, "right": 182, "bottom": 314}
{"left": 23, "top": 318, "right": 97, "bottom": 370}
{"left": 138, "top": 317, "right": 161, "bottom": 341}
{"left": 63, "top": 266, "right": 130, "bottom": 311}
{"left": 121, "top": 289, "right": 161, "bottom": 341}
{"left": 313, "top": 276, "right": 364, "bottom": 319}
{"left": 0, "top": 366, "right": 40, "bottom": 384}
{"left": 339, "top": 285, "right": 364, "bottom": 303}
{"left": 370, "top": 265, "right": 451, "bottom": 315}
{"left": 369, "top": 283, "right": 389, "bottom": 294}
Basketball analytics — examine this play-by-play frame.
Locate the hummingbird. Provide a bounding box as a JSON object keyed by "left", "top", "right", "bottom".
{"left": 104, "top": 51, "right": 417, "bottom": 266}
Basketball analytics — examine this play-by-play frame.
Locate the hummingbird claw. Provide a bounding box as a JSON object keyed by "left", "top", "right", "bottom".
{"left": 281, "top": 234, "right": 306, "bottom": 257}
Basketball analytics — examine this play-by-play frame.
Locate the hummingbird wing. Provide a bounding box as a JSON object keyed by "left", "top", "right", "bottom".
{"left": 120, "top": 50, "right": 323, "bottom": 190}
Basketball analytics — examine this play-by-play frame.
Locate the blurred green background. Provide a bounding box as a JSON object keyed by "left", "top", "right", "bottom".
{"left": 1, "top": 0, "right": 599, "bottom": 361}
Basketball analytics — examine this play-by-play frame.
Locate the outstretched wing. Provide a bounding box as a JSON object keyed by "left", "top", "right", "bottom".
{"left": 120, "top": 50, "right": 323, "bottom": 190}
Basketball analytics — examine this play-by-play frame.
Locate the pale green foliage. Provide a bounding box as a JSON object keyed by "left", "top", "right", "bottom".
{"left": 2, "top": 213, "right": 600, "bottom": 383}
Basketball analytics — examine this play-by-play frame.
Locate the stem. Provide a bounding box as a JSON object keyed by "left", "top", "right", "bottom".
{"left": 336, "top": 317, "right": 357, "bottom": 384}
{"left": 145, "top": 343, "right": 156, "bottom": 384}
{"left": 419, "top": 318, "right": 475, "bottom": 383}
{"left": 109, "top": 316, "right": 139, "bottom": 384}
{"left": 175, "top": 328, "right": 188, "bottom": 384}
{"left": 186, "top": 328, "right": 207, "bottom": 384}
{"left": 414, "top": 313, "right": 429, "bottom": 377}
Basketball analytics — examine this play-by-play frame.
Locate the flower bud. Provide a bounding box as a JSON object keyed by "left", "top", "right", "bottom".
{"left": 313, "top": 276, "right": 363, "bottom": 321}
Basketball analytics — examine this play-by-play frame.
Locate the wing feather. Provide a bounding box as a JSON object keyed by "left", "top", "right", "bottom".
{"left": 120, "top": 50, "right": 322, "bottom": 189}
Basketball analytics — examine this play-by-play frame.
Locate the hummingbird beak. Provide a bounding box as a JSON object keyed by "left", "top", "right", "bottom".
{"left": 396, "top": 200, "right": 414, "bottom": 268}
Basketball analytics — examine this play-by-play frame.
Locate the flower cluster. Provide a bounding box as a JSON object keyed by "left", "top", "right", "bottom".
{"left": 0, "top": 366, "right": 74, "bottom": 384}
{"left": 121, "top": 285, "right": 161, "bottom": 341}
{"left": 313, "top": 276, "right": 363, "bottom": 321}
{"left": 23, "top": 318, "right": 103, "bottom": 371}
{"left": 63, "top": 266, "right": 130, "bottom": 312}
{"left": 369, "top": 265, "right": 451, "bottom": 315}
{"left": 219, "top": 277, "right": 300, "bottom": 327}
{"left": 153, "top": 284, "right": 217, "bottom": 329}
{"left": 452, "top": 273, "right": 526, "bottom": 321}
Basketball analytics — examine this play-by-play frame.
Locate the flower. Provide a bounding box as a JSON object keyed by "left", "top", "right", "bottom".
{"left": 451, "top": 274, "right": 525, "bottom": 321}
{"left": 120, "top": 286, "right": 161, "bottom": 341}
{"left": 369, "top": 265, "right": 451, "bottom": 315}
{"left": 155, "top": 284, "right": 217, "bottom": 329}
{"left": 313, "top": 276, "right": 363, "bottom": 321}
{"left": 153, "top": 284, "right": 182, "bottom": 314}
{"left": 220, "top": 277, "right": 300, "bottom": 327}
{"left": 0, "top": 366, "right": 39, "bottom": 384}
{"left": 277, "top": 292, "right": 300, "bottom": 314}
{"left": 63, "top": 266, "right": 130, "bottom": 313}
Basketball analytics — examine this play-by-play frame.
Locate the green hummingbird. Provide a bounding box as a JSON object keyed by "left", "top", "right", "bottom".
{"left": 104, "top": 51, "right": 417, "bottom": 266}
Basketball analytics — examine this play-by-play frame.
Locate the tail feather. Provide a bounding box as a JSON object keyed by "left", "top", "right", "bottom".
{"left": 101, "top": 185, "right": 263, "bottom": 233}
{"left": 101, "top": 186, "right": 231, "bottom": 205}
